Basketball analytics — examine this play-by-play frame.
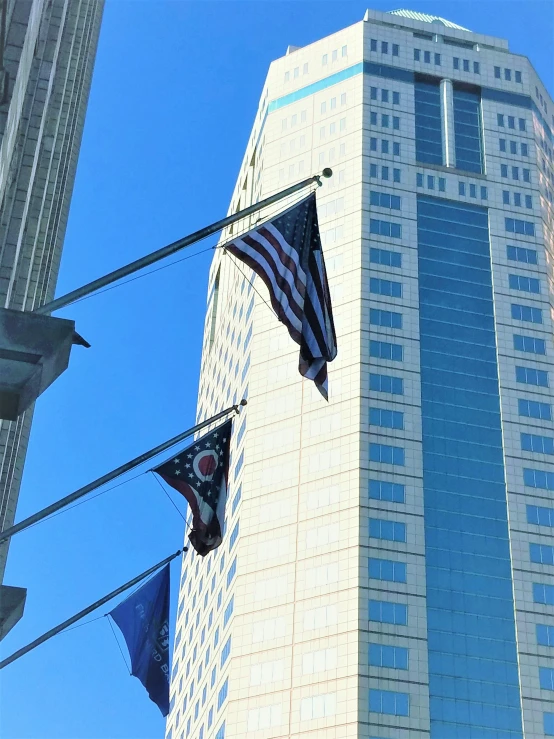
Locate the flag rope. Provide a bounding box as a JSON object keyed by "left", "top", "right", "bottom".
{"left": 0, "top": 550, "right": 183, "bottom": 670}
{"left": 106, "top": 615, "right": 131, "bottom": 674}
{"left": 0, "top": 402, "right": 246, "bottom": 546}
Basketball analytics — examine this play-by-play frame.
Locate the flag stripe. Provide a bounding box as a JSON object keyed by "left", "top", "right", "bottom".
{"left": 226, "top": 193, "right": 336, "bottom": 398}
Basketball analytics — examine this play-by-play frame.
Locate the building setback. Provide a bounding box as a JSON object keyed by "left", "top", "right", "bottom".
{"left": 0, "top": 0, "right": 104, "bottom": 637}
{"left": 167, "top": 9, "right": 554, "bottom": 739}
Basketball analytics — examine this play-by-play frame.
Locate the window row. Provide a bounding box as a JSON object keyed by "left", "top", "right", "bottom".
{"left": 369, "top": 688, "right": 409, "bottom": 717}
{"left": 369, "top": 643, "right": 408, "bottom": 669}
{"left": 281, "top": 110, "right": 307, "bottom": 130}
{"left": 497, "top": 114, "right": 526, "bottom": 131}
{"left": 369, "top": 372, "right": 404, "bottom": 395}
{"left": 369, "top": 164, "right": 402, "bottom": 182}
{"left": 500, "top": 164, "right": 531, "bottom": 182}
{"left": 322, "top": 46, "right": 348, "bottom": 66}
{"left": 454, "top": 57, "right": 480, "bottom": 74}
{"left": 369, "top": 276, "right": 402, "bottom": 299}
{"left": 499, "top": 138, "right": 529, "bottom": 156}
{"left": 369, "top": 39, "right": 400, "bottom": 56}
{"left": 502, "top": 191, "right": 533, "bottom": 208}
{"left": 369, "top": 407, "right": 404, "bottom": 430}
{"left": 370, "top": 190, "right": 401, "bottom": 210}
{"left": 507, "top": 245, "right": 537, "bottom": 265}
{"left": 369, "top": 479, "right": 405, "bottom": 503}
{"left": 317, "top": 145, "right": 347, "bottom": 165}
{"left": 516, "top": 365, "right": 549, "bottom": 387}
{"left": 369, "top": 86, "right": 401, "bottom": 105}
{"left": 524, "top": 468, "right": 554, "bottom": 492}
{"left": 458, "top": 181, "right": 488, "bottom": 200}
{"left": 494, "top": 66, "right": 522, "bottom": 83}
{"left": 369, "top": 517, "right": 406, "bottom": 542}
{"left": 284, "top": 64, "right": 309, "bottom": 82}
{"left": 528, "top": 504, "right": 554, "bottom": 527}
{"left": 369, "top": 219, "right": 402, "bottom": 239}
{"left": 514, "top": 334, "right": 546, "bottom": 355}
{"left": 369, "top": 112, "right": 400, "bottom": 129}
{"left": 319, "top": 119, "right": 347, "bottom": 138}
{"left": 369, "top": 308, "right": 402, "bottom": 328}
{"left": 417, "top": 173, "right": 447, "bottom": 192}
{"left": 370, "top": 137, "right": 401, "bottom": 156}
{"left": 518, "top": 398, "right": 552, "bottom": 421}
{"left": 369, "top": 340, "right": 403, "bottom": 362}
{"left": 369, "top": 443, "right": 405, "bottom": 466}
{"left": 530, "top": 544, "right": 554, "bottom": 566}
{"left": 369, "top": 557, "right": 407, "bottom": 583}
{"left": 511, "top": 303, "right": 543, "bottom": 324}
{"left": 505, "top": 218, "right": 535, "bottom": 236}
{"left": 414, "top": 48, "right": 442, "bottom": 66}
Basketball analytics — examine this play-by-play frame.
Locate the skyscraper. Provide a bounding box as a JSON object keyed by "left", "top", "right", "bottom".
{"left": 168, "top": 9, "right": 554, "bottom": 739}
{"left": 0, "top": 0, "right": 104, "bottom": 637}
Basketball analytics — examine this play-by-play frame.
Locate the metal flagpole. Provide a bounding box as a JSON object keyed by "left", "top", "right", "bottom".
{"left": 34, "top": 169, "right": 333, "bottom": 316}
{"left": 0, "top": 550, "right": 183, "bottom": 670}
{"left": 0, "top": 400, "right": 246, "bottom": 545}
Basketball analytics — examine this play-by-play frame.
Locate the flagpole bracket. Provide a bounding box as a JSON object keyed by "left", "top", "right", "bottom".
{"left": 314, "top": 168, "right": 333, "bottom": 187}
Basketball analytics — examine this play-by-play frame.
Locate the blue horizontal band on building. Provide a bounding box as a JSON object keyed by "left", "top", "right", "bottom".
{"left": 267, "top": 60, "right": 552, "bottom": 142}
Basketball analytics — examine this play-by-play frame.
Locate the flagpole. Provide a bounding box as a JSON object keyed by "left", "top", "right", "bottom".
{"left": 0, "top": 550, "right": 183, "bottom": 670}
{"left": 0, "top": 400, "right": 246, "bottom": 545}
{"left": 34, "top": 169, "right": 333, "bottom": 316}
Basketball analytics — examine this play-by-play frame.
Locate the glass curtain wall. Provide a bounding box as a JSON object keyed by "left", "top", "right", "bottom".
{"left": 417, "top": 195, "right": 523, "bottom": 739}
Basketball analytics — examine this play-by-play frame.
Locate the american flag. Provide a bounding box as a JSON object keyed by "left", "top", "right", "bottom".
{"left": 226, "top": 193, "right": 337, "bottom": 399}
{"left": 153, "top": 420, "right": 232, "bottom": 556}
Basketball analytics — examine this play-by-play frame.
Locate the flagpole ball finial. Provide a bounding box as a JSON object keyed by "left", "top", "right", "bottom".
{"left": 240, "top": 398, "right": 248, "bottom": 406}
{"left": 322, "top": 168, "right": 333, "bottom": 178}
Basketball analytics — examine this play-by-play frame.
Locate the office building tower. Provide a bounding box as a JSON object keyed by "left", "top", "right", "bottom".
{"left": 167, "top": 9, "right": 554, "bottom": 739}
{"left": 0, "top": 0, "right": 104, "bottom": 638}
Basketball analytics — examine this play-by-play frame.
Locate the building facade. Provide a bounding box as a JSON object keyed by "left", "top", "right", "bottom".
{"left": 168, "top": 9, "right": 554, "bottom": 739}
{"left": 0, "top": 0, "right": 104, "bottom": 635}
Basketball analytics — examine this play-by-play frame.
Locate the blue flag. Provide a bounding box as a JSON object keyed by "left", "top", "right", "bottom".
{"left": 109, "top": 564, "right": 171, "bottom": 716}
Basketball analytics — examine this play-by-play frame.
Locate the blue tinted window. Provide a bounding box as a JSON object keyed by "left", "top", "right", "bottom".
{"left": 368, "top": 479, "right": 405, "bottom": 502}
{"left": 534, "top": 583, "right": 554, "bottom": 604}
{"left": 369, "top": 518, "right": 406, "bottom": 542}
{"left": 530, "top": 544, "right": 554, "bottom": 565}
{"left": 369, "top": 373, "right": 404, "bottom": 395}
{"left": 369, "top": 340, "right": 403, "bottom": 361}
{"left": 369, "top": 247, "right": 401, "bottom": 268}
{"left": 223, "top": 596, "right": 234, "bottom": 626}
{"left": 220, "top": 636, "right": 231, "bottom": 667}
{"left": 453, "top": 87, "right": 483, "bottom": 173}
{"left": 524, "top": 468, "right": 554, "bottom": 491}
{"left": 369, "top": 644, "right": 408, "bottom": 669}
{"left": 414, "top": 80, "right": 442, "bottom": 165}
{"left": 369, "top": 277, "right": 402, "bottom": 298}
{"left": 513, "top": 335, "right": 546, "bottom": 354}
{"left": 527, "top": 505, "right": 554, "bottom": 527}
{"left": 505, "top": 217, "right": 535, "bottom": 235}
{"left": 515, "top": 366, "right": 549, "bottom": 386}
{"left": 539, "top": 667, "right": 554, "bottom": 690}
{"left": 537, "top": 624, "right": 554, "bottom": 646}
{"left": 370, "top": 309, "right": 402, "bottom": 329}
{"left": 370, "top": 191, "right": 401, "bottom": 209}
{"left": 217, "top": 679, "right": 228, "bottom": 709}
{"left": 518, "top": 399, "right": 552, "bottom": 420}
{"left": 509, "top": 274, "right": 541, "bottom": 293}
{"left": 369, "top": 599, "right": 407, "bottom": 624}
{"left": 369, "top": 443, "right": 405, "bottom": 466}
{"left": 370, "top": 219, "right": 402, "bottom": 238}
{"left": 369, "top": 689, "right": 409, "bottom": 716}
{"left": 369, "top": 558, "right": 407, "bottom": 582}
{"left": 229, "top": 521, "right": 239, "bottom": 549}
{"left": 511, "top": 303, "right": 543, "bottom": 324}
{"left": 231, "top": 485, "right": 242, "bottom": 514}
{"left": 521, "top": 433, "right": 554, "bottom": 455}
{"left": 545, "top": 713, "right": 554, "bottom": 736}
{"left": 226, "top": 558, "right": 237, "bottom": 587}
{"left": 369, "top": 407, "right": 404, "bottom": 429}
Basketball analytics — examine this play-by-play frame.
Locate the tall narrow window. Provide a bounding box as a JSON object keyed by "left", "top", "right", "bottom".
{"left": 414, "top": 79, "right": 443, "bottom": 165}
{"left": 453, "top": 86, "right": 483, "bottom": 173}
{"left": 209, "top": 269, "right": 220, "bottom": 348}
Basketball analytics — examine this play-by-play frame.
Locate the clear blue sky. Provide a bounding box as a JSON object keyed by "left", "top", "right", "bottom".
{"left": 1, "top": 2, "right": 552, "bottom": 737}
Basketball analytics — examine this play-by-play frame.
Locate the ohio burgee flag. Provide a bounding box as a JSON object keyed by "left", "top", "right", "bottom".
{"left": 226, "top": 192, "right": 337, "bottom": 399}
{"left": 153, "top": 420, "right": 232, "bottom": 556}
{"left": 109, "top": 564, "right": 171, "bottom": 716}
